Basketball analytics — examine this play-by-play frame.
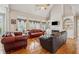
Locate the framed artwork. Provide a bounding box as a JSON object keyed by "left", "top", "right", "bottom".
{"left": 11, "top": 19, "right": 16, "bottom": 24}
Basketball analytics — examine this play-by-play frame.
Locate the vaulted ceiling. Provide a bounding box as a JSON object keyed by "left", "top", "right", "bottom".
{"left": 10, "top": 4, "right": 79, "bottom": 18}
{"left": 10, "top": 4, "right": 53, "bottom": 18}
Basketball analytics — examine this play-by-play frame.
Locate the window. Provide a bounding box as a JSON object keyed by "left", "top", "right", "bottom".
{"left": 41, "top": 22, "right": 47, "bottom": 30}
{"left": 17, "top": 19, "right": 26, "bottom": 32}
{"left": 0, "top": 14, "right": 5, "bottom": 35}
{"left": 29, "top": 21, "right": 41, "bottom": 29}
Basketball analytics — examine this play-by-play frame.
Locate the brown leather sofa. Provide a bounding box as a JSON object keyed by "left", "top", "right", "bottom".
{"left": 28, "top": 29, "right": 45, "bottom": 38}
{"left": 1, "top": 32, "right": 27, "bottom": 54}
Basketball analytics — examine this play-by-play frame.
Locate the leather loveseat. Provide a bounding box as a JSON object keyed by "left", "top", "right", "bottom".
{"left": 39, "top": 31, "right": 67, "bottom": 53}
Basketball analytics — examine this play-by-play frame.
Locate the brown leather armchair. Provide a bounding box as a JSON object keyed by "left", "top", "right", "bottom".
{"left": 1, "top": 32, "right": 28, "bottom": 54}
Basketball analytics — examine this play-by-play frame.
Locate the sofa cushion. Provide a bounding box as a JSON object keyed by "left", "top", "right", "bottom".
{"left": 2, "top": 32, "right": 13, "bottom": 37}
{"left": 15, "top": 36, "right": 27, "bottom": 41}
{"left": 14, "top": 32, "right": 22, "bottom": 36}
{"left": 1, "top": 37, "right": 15, "bottom": 44}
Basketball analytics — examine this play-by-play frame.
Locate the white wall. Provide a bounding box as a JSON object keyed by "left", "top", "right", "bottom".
{"left": 49, "top": 4, "right": 63, "bottom": 32}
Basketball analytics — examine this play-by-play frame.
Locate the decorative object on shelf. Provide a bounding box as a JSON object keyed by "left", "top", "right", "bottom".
{"left": 11, "top": 19, "right": 16, "bottom": 24}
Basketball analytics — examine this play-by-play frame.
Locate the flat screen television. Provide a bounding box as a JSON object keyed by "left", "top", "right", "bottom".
{"left": 52, "top": 21, "right": 58, "bottom": 25}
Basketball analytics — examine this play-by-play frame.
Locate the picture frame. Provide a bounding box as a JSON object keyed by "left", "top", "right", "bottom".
{"left": 11, "top": 19, "right": 16, "bottom": 24}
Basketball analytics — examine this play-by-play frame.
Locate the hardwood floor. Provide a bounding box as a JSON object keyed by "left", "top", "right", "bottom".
{"left": 10, "top": 37, "right": 76, "bottom": 54}
{"left": 56, "top": 38, "right": 76, "bottom": 54}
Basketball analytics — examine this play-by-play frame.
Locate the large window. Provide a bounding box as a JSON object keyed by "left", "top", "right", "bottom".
{"left": 17, "top": 19, "right": 26, "bottom": 32}
{"left": 0, "top": 14, "right": 5, "bottom": 35}
{"left": 29, "top": 21, "right": 41, "bottom": 29}
{"left": 41, "top": 22, "right": 47, "bottom": 30}
{"left": 28, "top": 20, "right": 48, "bottom": 30}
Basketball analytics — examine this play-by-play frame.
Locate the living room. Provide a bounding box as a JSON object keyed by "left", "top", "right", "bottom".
{"left": 0, "top": 4, "right": 78, "bottom": 54}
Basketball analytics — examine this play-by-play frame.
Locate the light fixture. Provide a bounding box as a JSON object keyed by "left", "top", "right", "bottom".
{"left": 36, "top": 4, "right": 50, "bottom": 10}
